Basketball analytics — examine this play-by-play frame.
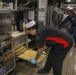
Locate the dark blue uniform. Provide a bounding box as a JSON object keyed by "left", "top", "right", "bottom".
{"left": 36, "top": 25, "right": 73, "bottom": 75}
{"left": 60, "top": 13, "right": 76, "bottom": 45}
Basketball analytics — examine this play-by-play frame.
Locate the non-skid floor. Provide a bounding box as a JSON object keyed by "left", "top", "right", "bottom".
{"left": 8, "top": 46, "right": 76, "bottom": 75}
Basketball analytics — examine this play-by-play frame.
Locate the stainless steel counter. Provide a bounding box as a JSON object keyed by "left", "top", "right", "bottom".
{"left": 12, "top": 33, "right": 28, "bottom": 50}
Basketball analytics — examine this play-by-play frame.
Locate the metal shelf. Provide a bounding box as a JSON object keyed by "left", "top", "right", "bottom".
{"left": 0, "top": 34, "right": 11, "bottom": 41}
{"left": 1, "top": 40, "right": 12, "bottom": 48}
{"left": 6, "top": 66, "right": 15, "bottom": 74}
{"left": 3, "top": 50, "right": 12, "bottom": 56}
{"left": 0, "top": 9, "right": 17, "bottom": 11}
{"left": 0, "top": 0, "right": 17, "bottom": 13}
{"left": 0, "top": 34, "right": 16, "bottom": 75}
{"left": 4, "top": 55, "right": 14, "bottom": 62}
{"left": 0, "top": 9, "right": 17, "bottom": 13}
{"left": 0, "top": 1, "right": 17, "bottom": 75}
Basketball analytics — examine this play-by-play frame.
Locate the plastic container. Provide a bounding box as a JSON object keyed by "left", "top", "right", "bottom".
{"left": 9, "top": 2, "right": 13, "bottom": 9}
{"left": 36, "top": 58, "right": 46, "bottom": 68}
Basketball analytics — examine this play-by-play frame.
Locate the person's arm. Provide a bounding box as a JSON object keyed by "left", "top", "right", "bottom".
{"left": 59, "top": 16, "right": 69, "bottom": 29}
{"left": 30, "top": 46, "right": 47, "bottom": 64}
{"left": 35, "top": 46, "right": 47, "bottom": 60}
{"left": 71, "top": 13, "right": 76, "bottom": 24}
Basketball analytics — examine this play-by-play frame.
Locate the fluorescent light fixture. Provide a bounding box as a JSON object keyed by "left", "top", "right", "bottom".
{"left": 66, "top": 0, "right": 71, "bottom": 2}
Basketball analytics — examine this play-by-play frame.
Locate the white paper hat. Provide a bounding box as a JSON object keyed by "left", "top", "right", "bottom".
{"left": 67, "top": 6, "right": 73, "bottom": 10}
{"left": 25, "top": 21, "right": 36, "bottom": 28}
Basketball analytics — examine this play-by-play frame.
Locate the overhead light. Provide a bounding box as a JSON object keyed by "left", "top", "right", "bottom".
{"left": 66, "top": 0, "right": 71, "bottom": 2}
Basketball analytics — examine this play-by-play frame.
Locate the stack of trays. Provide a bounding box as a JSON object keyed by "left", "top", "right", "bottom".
{"left": 15, "top": 45, "right": 27, "bottom": 56}
{"left": 15, "top": 45, "right": 46, "bottom": 63}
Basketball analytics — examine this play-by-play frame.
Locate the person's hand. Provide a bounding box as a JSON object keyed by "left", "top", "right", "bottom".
{"left": 30, "top": 58, "right": 36, "bottom": 64}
